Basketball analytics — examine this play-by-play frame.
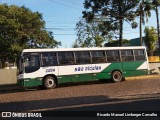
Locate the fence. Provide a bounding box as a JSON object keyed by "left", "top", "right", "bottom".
{"left": 148, "top": 56, "right": 160, "bottom": 63}
{"left": 0, "top": 69, "right": 17, "bottom": 85}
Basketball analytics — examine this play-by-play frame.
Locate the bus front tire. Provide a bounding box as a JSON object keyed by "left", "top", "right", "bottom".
{"left": 43, "top": 76, "right": 57, "bottom": 89}
{"left": 111, "top": 71, "right": 122, "bottom": 83}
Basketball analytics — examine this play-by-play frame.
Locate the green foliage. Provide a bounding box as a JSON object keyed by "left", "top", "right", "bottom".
{"left": 135, "top": 0, "right": 153, "bottom": 46}
{"left": 136, "top": 0, "right": 152, "bottom": 23}
{"left": 104, "top": 39, "right": 130, "bottom": 47}
{"left": 73, "top": 19, "right": 108, "bottom": 47}
{"left": 0, "top": 4, "right": 61, "bottom": 67}
{"left": 83, "top": 0, "right": 139, "bottom": 46}
{"left": 152, "top": 0, "right": 160, "bottom": 52}
{"left": 153, "top": 0, "right": 160, "bottom": 6}
{"left": 144, "top": 26, "right": 157, "bottom": 55}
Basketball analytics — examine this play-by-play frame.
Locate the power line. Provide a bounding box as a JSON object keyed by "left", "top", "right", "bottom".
{"left": 123, "top": 32, "right": 139, "bottom": 34}
{"left": 46, "top": 28, "right": 75, "bottom": 29}
{"left": 46, "top": 26, "right": 76, "bottom": 27}
{"left": 46, "top": 20, "right": 79, "bottom": 23}
{"left": 45, "top": 16, "right": 82, "bottom": 19}
{"left": 46, "top": 28, "right": 75, "bottom": 31}
{"left": 49, "top": 0, "right": 82, "bottom": 11}
{"left": 53, "top": 34, "right": 76, "bottom": 35}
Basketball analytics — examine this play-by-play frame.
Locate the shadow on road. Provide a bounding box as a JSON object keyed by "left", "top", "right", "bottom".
{"left": 0, "top": 93, "right": 160, "bottom": 112}
{"left": 0, "top": 80, "right": 113, "bottom": 94}
{"left": 0, "top": 93, "right": 160, "bottom": 120}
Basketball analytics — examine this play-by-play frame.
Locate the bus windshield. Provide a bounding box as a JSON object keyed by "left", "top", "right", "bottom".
{"left": 22, "top": 53, "right": 40, "bottom": 73}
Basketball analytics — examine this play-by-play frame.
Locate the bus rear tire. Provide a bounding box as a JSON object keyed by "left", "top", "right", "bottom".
{"left": 111, "top": 71, "right": 122, "bottom": 83}
{"left": 43, "top": 76, "right": 57, "bottom": 89}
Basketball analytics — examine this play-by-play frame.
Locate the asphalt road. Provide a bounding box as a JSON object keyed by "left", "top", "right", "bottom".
{"left": 0, "top": 77, "right": 160, "bottom": 119}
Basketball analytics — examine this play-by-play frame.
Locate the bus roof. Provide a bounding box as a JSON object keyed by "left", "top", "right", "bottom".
{"left": 22, "top": 46, "right": 146, "bottom": 53}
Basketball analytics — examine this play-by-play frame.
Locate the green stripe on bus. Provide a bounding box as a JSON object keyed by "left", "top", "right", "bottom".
{"left": 18, "top": 78, "right": 42, "bottom": 87}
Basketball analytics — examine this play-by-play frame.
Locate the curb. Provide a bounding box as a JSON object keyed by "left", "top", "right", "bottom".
{"left": 0, "top": 84, "right": 21, "bottom": 92}
{"left": 126, "top": 74, "right": 160, "bottom": 80}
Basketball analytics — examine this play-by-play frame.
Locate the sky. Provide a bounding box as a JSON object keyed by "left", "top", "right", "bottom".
{"left": 1, "top": 0, "right": 158, "bottom": 48}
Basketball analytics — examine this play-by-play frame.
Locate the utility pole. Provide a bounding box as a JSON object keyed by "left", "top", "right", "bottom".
{"left": 155, "top": 6, "right": 160, "bottom": 60}
{"left": 139, "top": 0, "right": 144, "bottom": 46}
{"left": 140, "top": 8, "right": 142, "bottom": 46}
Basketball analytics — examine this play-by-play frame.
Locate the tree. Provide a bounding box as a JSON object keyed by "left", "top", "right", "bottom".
{"left": 152, "top": 0, "right": 160, "bottom": 56}
{"left": 136, "top": 0, "right": 152, "bottom": 45}
{"left": 104, "top": 39, "right": 130, "bottom": 47}
{"left": 73, "top": 18, "right": 109, "bottom": 47}
{"left": 144, "top": 26, "right": 157, "bottom": 55}
{"left": 0, "top": 4, "right": 61, "bottom": 68}
{"left": 82, "top": 0, "right": 139, "bottom": 46}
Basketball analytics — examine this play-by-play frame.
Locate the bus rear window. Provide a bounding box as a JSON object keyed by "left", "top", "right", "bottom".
{"left": 134, "top": 49, "right": 146, "bottom": 60}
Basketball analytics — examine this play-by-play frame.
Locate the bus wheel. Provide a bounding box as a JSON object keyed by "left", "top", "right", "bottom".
{"left": 43, "top": 76, "right": 56, "bottom": 89}
{"left": 111, "top": 71, "right": 122, "bottom": 83}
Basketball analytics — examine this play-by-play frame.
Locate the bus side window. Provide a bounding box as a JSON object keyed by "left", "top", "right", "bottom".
{"left": 58, "top": 52, "right": 75, "bottom": 65}
{"left": 121, "top": 50, "right": 134, "bottom": 61}
{"left": 50, "top": 52, "right": 57, "bottom": 66}
{"left": 91, "top": 51, "right": 106, "bottom": 63}
{"left": 42, "top": 52, "right": 57, "bottom": 66}
{"left": 75, "top": 51, "right": 91, "bottom": 64}
{"left": 42, "top": 53, "right": 49, "bottom": 67}
{"left": 67, "top": 52, "right": 75, "bottom": 65}
{"left": 106, "top": 50, "right": 120, "bottom": 62}
{"left": 42, "top": 57, "right": 48, "bottom": 66}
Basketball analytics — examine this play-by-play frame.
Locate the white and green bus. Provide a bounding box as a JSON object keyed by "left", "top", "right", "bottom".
{"left": 17, "top": 46, "right": 149, "bottom": 89}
